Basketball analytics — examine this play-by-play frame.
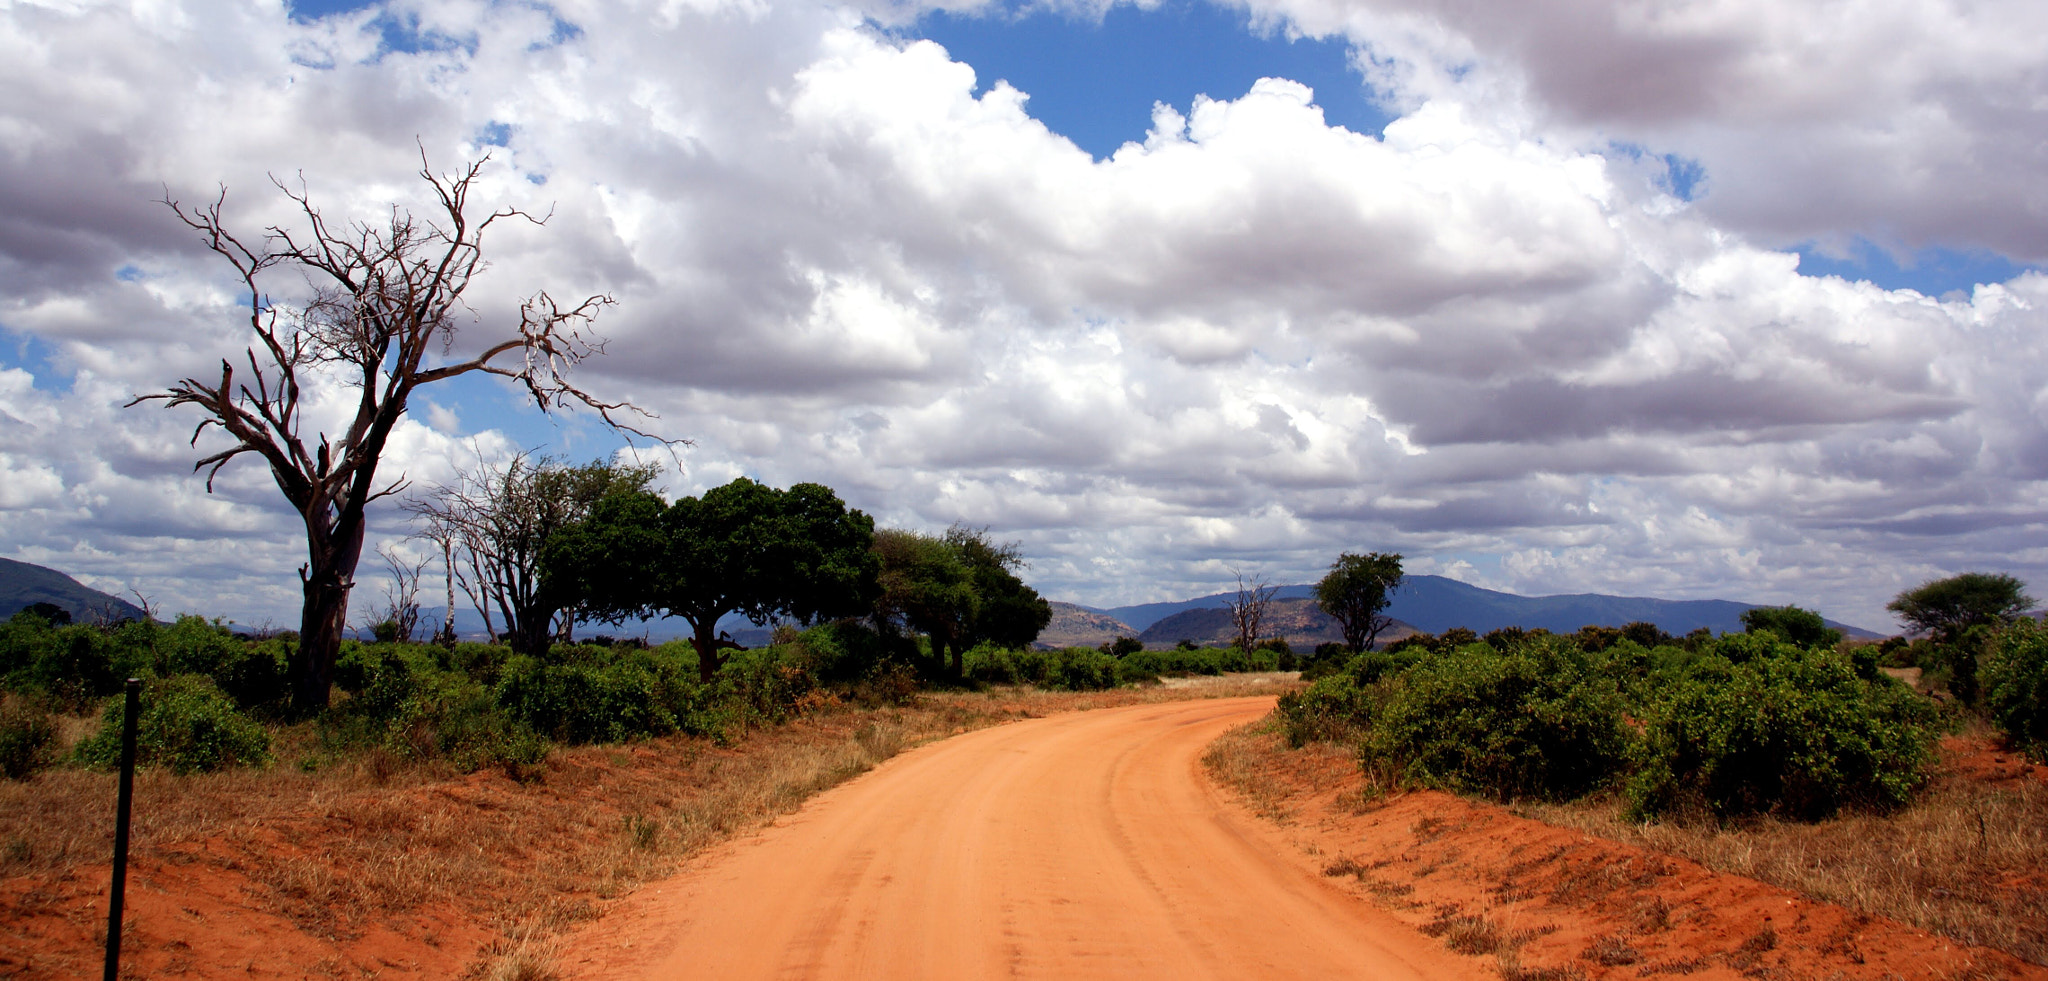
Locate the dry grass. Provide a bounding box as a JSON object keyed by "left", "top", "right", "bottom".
{"left": 1521, "top": 766, "right": 2048, "bottom": 965}
{"left": 0, "top": 674, "right": 1294, "bottom": 977}
{"left": 1202, "top": 712, "right": 1357, "bottom": 823}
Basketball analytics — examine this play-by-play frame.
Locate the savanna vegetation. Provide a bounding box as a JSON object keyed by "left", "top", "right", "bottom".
{"left": 1266, "top": 563, "right": 2048, "bottom": 966}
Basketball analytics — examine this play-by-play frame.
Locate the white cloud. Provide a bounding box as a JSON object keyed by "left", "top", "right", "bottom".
{"left": 0, "top": 0, "right": 2044, "bottom": 634}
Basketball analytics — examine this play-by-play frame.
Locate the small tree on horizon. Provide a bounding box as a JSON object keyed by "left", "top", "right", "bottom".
{"left": 1315, "top": 552, "right": 1404, "bottom": 653}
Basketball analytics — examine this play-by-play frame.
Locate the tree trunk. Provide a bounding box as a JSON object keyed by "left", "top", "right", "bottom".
{"left": 692, "top": 619, "right": 723, "bottom": 684}
{"left": 508, "top": 614, "right": 554, "bottom": 660}
{"left": 290, "top": 554, "right": 356, "bottom": 717}
{"left": 441, "top": 539, "right": 456, "bottom": 642}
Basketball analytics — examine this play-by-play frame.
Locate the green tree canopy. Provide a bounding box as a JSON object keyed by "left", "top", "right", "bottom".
{"left": 1887, "top": 573, "right": 2035, "bottom": 644}
{"left": 1314, "top": 552, "right": 1404, "bottom": 653}
{"left": 1740, "top": 605, "right": 1843, "bottom": 650}
{"left": 546, "top": 477, "right": 879, "bottom": 682}
{"left": 872, "top": 525, "right": 1051, "bottom": 679}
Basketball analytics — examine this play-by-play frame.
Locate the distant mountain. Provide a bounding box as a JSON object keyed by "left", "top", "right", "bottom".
{"left": 1135, "top": 597, "right": 1418, "bottom": 649}
{"left": 1093, "top": 575, "right": 1879, "bottom": 640}
{"left": 1039, "top": 602, "right": 1138, "bottom": 648}
{"left": 0, "top": 557, "right": 147, "bottom": 624}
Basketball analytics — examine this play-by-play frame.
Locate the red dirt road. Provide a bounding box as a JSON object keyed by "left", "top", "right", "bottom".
{"left": 565, "top": 696, "right": 1468, "bottom": 980}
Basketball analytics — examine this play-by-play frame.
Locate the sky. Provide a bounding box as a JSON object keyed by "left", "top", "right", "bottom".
{"left": 3, "top": 0, "right": 2047, "bottom": 634}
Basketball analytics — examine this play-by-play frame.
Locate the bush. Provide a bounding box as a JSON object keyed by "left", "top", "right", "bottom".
{"left": 1627, "top": 641, "right": 1937, "bottom": 821}
{"left": 497, "top": 647, "right": 698, "bottom": 744}
{"left": 211, "top": 638, "right": 292, "bottom": 711}
{"left": 0, "top": 697, "right": 56, "bottom": 779}
{"left": 383, "top": 670, "right": 548, "bottom": 774}
{"left": 1102, "top": 636, "right": 1145, "bottom": 657}
{"left": 74, "top": 676, "right": 272, "bottom": 774}
{"left": 1361, "top": 638, "right": 1629, "bottom": 802}
{"left": 1982, "top": 619, "right": 2048, "bottom": 761}
{"left": 1276, "top": 674, "right": 1375, "bottom": 747}
{"left": 963, "top": 645, "right": 1120, "bottom": 691}
{"left": 20, "top": 625, "right": 124, "bottom": 710}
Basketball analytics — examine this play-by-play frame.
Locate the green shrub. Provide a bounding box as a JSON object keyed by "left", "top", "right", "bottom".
{"left": 333, "top": 643, "right": 440, "bottom": 724}
{"left": 384, "top": 671, "right": 549, "bottom": 774}
{"left": 1361, "top": 638, "right": 1629, "bottom": 802}
{"left": 1982, "top": 619, "right": 2048, "bottom": 761}
{"left": 211, "top": 638, "right": 292, "bottom": 711}
{"left": 74, "top": 676, "right": 272, "bottom": 774}
{"left": 1344, "top": 646, "right": 1424, "bottom": 685}
{"left": 0, "top": 697, "right": 57, "bottom": 779}
{"left": 1627, "top": 641, "right": 1937, "bottom": 821}
{"left": 156, "top": 615, "right": 241, "bottom": 676}
{"left": 498, "top": 649, "right": 694, "bottom": 744}
{"left": 963, "top": 644, "right": 1120, "bottom": 691}
{"left": 1048, "top": 648, "right": 1119, "bottom": 690}
{"left": 33, "top": 627, "right": 131, "bottom": 710}
{"left": 1275, "top": 674, "right": 1377, "bottom": 747}
{"left": 1102, "top": 636, "right": 1145, "bottom": 658}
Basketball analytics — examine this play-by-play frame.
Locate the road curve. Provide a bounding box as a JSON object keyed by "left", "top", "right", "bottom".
{"left": 566, "top": 696, "right": 1468, "bottom": 980}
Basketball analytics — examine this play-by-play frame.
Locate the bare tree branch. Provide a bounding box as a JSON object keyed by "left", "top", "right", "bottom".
{"left": 131, "top": 154, "right": 683, "bottom": 714}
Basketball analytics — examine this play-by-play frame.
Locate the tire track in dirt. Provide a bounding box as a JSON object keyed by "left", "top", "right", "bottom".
{"left": 564, "top": 696, "right": 1470, "bottom": 980}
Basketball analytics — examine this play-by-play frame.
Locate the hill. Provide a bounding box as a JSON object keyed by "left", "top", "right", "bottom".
{"left": 1038, "top": 602, "right": 1138, "bottom": 648}
{"left": 1135, "top": 597, "right": 1418, "bottom": 648}
{"left": 0, "top": 557, "right": 146, "bottom": 623}
{"left": 1096, "top": 575, "right": 1879, "bottom": 639}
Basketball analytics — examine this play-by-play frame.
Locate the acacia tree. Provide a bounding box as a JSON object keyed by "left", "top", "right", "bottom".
{"left": 1888, "top": 573, "right": 2035, "bottom": 643}
{"left": 871, "top": 525, "right": 1051, "bottom": 679}
{"left": 551, "top": 478, "right": 880, "bottom": 682}
{"left": 132, "top": 155, "right": 663, "bottom": 715}
{"left": 1888, "top": 572, "right": 2035, "bottom": 703}
{"left": 1226, "top": 570, "right": 1277, "bottom": 652}
{"left": 405, "top": 455, "right": 660, "bottom": 657}
{"left": 1315, "top": 551, "right": 1404, "bottom": 653}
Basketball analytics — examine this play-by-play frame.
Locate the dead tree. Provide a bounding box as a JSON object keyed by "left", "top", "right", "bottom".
{"left": 132, "top": 152, "right": 670, "bottom": 715}
{"left": 1227, "top": 570, "right": 1278, "bottom": 651}
{"left": 372, "top": 543, "right": 427, "bottom": 643}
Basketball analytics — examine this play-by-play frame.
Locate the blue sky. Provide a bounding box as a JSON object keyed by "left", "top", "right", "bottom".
{"left": 6, "top": 0, "right": 2048, "bottom": 631}
{"left": 906, "top": 2, "right": 1394, "bottom": 157}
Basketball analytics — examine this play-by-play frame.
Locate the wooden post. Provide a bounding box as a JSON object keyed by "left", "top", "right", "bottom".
{"left": 103, "top": 678, "right": 140, "bottom": 981}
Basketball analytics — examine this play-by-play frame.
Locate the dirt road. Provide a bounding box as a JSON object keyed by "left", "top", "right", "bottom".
{"left": 565, "top": 696, "right": 1469, "bottom": 980}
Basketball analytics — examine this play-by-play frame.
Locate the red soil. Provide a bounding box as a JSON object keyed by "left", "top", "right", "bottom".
{"left": 1225, "top": 732, "right": 2048, "bottom": 980}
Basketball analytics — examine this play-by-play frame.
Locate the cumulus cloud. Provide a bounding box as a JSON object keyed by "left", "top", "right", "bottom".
{"left": 0, "top": 0, "right": 2043, "bottom": 632}
{"left": 1229, "top": 0, "right": 2048, "bottom": 261}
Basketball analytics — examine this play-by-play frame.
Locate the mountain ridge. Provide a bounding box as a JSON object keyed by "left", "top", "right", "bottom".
{"left": 0, "top": 557, "right": 147, "bottom": 624}
{"left": 1076, "top": 574, "right": 1881, "bottom": 639}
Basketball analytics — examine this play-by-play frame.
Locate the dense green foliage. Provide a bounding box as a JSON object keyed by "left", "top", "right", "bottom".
{"left": 1740, "top": 605, "right": 1843, "bottom": 649}
{"left": 1284, "top": 625, "right": 1943, "bottom": 822}
{"left": 872, "top": 526, "right": 1052, "bottom": 679}
{"left": 0, "top": 697, "right": 56, "bottom": 779}
{"left": 412, "top": 456, "right": 663, "bottom": 656}
{"left": 1981, "top": 618, "right": 2048, "bottom": 761}
{"left": 74, "top": 675, "right": 273, "bottom": 775}
{"left": 1360, "top": 637, "right": 1630, "bottom": 802}
{"left": 1627, "top": 637, "right": 1936, "bottom": 820}
{"left": 549, "top": 477, "right": 881, "bottom": 682}
{"left": 1887, "top": 573, "right": 2035, "bottom": 704}
{"left": 1888, "top": 572, "right": 2036, "bottom": 643}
